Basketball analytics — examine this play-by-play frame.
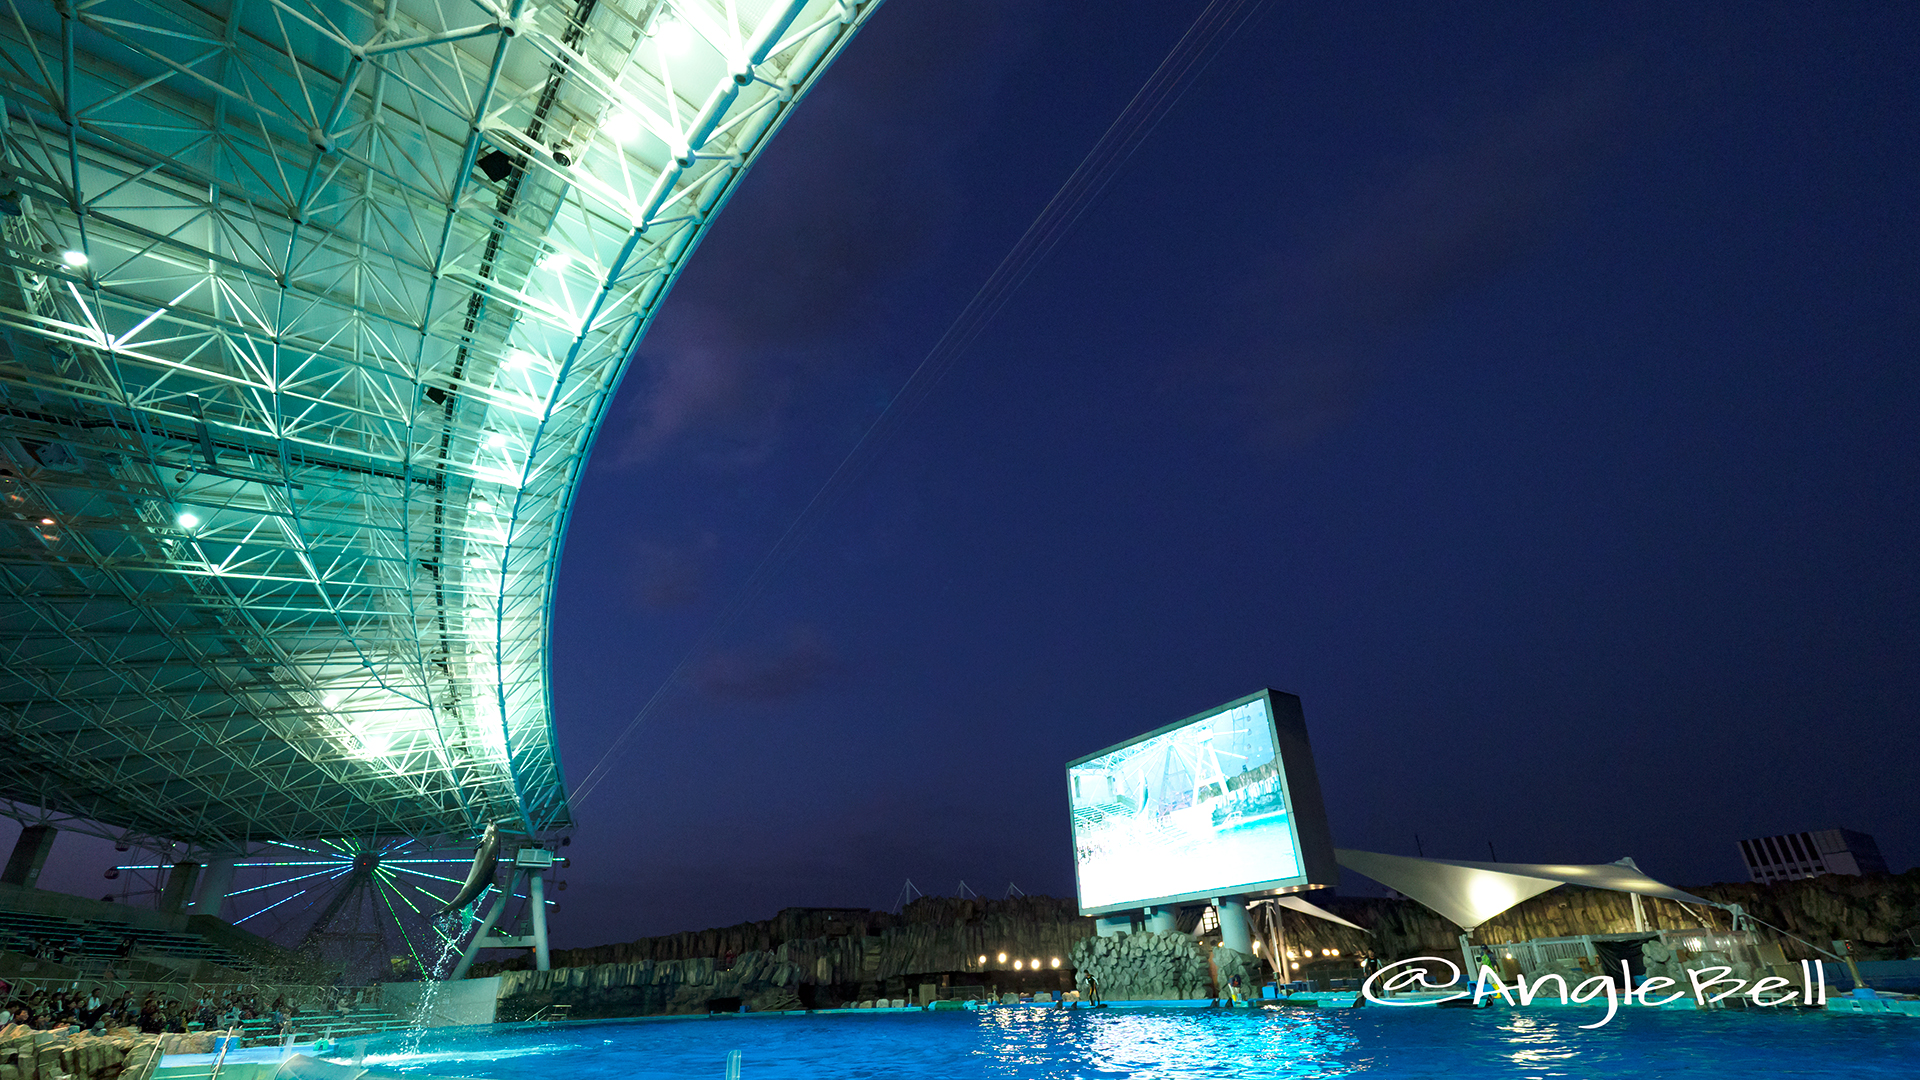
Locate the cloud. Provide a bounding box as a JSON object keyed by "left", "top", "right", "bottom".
{"left": 696, "top": 627, "right": 840, "bottom": 702}
{"left": 630, "top": 533, "right": 718, "bottom": 609}
{"left": 1207, "top": 56, "right": 1637, "bottom": 446}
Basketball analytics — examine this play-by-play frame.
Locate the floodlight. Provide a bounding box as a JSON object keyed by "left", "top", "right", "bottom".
{"left": 1013, "top": 960, "right": 1022, "bottom": 970}
{"left": 1050, "top": 958, "right": 1060, "bottom": 968}
{"left": 603, "top": 112, "right": 642, "bottom": 143}
{"left": 997, "top": 952, "right": 1006, "bottom": 963}
{"left": 176, "top": 511, "right": 200, "bottom": 529}
{"left": 485, "top": 432, "right": 508, "bottom": 448}
{"left": 655, "top": 16, "right": 693, "bottom": 55}
{"left": 506, "top": 349, "right": 537, "bottom": 369}
{"left": 61, "top": 250, "right": 87, "bottom": 268}
{"left": 537, "top": 250, "right": 571, "bottom": 272}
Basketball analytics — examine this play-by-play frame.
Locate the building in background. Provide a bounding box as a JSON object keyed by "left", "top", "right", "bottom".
{"left": 1739, "top": 828, "right": 1888, "bottom": 883}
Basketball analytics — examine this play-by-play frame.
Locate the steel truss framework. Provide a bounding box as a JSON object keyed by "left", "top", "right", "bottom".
{"left": 0, "top": 0, "right": 879, "bottom": 847}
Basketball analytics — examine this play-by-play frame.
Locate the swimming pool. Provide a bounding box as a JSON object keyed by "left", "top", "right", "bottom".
{"left": 352, "top": 1005, "right": 1920, "bottom": 1079}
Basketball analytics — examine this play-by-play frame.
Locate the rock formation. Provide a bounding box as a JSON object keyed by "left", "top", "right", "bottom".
{"left": 483, "top": 870, "right": 1920, "bottom": 1017}
{"left": 1068, "top": 932, "right": 1211, "bottom": 1001}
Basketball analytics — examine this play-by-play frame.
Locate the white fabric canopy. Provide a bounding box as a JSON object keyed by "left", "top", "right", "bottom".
{"left": 1334, "top": 849, "right": 1713, "bottom": 931}
{"left": 1275, "top": 894, "right": 1369, "bottom": 932}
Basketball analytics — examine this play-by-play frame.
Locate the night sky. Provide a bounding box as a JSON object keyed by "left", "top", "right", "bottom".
{"left": 21, "top": 0, "right": 1920, "bottom": 950}
{"left": 536, "top": 0, "right": 1920, "bottom": 946}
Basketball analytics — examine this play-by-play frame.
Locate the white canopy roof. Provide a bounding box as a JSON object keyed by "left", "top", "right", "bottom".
{"left": 1274, "top": 894, "right": 1369, "bottom": 933}
{"left": 1335, "top": 849, "right": 1713, "bottom": 931}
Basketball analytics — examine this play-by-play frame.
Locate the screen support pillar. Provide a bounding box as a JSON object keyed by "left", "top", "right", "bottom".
{"left": 187, "top": 855, "right": 239, "bottom": 916}
{"left": 1143, "top": 907, "right": 1176, "bottom": 934}
{"left": 0, "top": 826, "right": 55, "bottom": 889}
{"left": 1215, "top": 897, "right": 1252, "bottom": 955}
{"left": 159, "top": 860, "right": 201, "bottom": 913}
{"left": 449, "top": 879, "right": 511, "bottom": 980}
{"left": 528, "top": 868, "right": 551, "bottom": 970}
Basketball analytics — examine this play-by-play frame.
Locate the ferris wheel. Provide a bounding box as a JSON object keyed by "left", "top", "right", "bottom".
{"left": 109, "top": 837, "right": 532, "bottom": 982}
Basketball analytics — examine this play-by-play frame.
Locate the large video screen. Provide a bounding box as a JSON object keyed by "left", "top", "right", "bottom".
{"left": 1068, "top": 692, "right": 1318, "bottom": 914}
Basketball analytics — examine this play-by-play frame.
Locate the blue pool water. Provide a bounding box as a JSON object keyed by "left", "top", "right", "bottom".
{"left": 356, "top": 1006, "right": 1920, "bottom": 1079}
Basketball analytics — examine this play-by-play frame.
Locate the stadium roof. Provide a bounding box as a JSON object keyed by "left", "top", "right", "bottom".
{"left": 0, "top": 0, "right": 878, "bottom": 846}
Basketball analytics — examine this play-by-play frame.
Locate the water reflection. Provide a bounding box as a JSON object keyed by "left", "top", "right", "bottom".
{"left": 974, "top": 1009, "right": 1360, "bottom": 1079}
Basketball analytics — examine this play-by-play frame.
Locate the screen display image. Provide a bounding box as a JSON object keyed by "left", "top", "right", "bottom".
{"left": 1068, "top": 696, "right": 1302, "bottom": 913}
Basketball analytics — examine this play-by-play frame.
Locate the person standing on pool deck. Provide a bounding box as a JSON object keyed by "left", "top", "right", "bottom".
{"left": 1084, "top": 973, "right": 1101, "bottom": 1006}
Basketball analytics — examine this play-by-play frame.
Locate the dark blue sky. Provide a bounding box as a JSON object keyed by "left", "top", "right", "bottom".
{"left": 531, "top": 0, "right": 1920, "bottom": 945}
{"left": 24, "top": 0, "right": 1916, "bottom": 950}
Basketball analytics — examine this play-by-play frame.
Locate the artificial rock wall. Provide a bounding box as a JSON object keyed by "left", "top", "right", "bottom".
{"left": 479, "top": 871, "right": 1920, "bottom": 1017}
{"left": 1066, "top": 932, "right": 1259, "bottom": 1001}
{"left": 488, "top": 896, "right": 1094, "bottom": 1018}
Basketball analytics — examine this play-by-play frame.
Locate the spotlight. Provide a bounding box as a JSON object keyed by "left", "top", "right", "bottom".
{"left": 484, "top": 432, "right": 508, "bottom": 448}
{"left": 1050, "top": 958, "right": 1060, "bottom": 968}
{"left": 977, "top": 955, "right": 986, "bottom": 965}
{"left": 61, "top": 250, "right": 87, "bottom": 268}
{"left": 176, "top": 511, "right": 200, "bottom": 529}
{"left": 1013, "top": 960, "right": 1022, "bottom": 970}
{"left": 38, "top": 517, "right": 52, "bottom": 525}
{"left": 505, "top": 349, "right": 536, "bottom": 369}
{"left": 1030, "top": 959, "right": 1039, "bottom": 969}
{"left": 1329, "top": 949, "right": 1339, "bottom": 957}
{"left": 996, "top": 953, "right": 1006, "bottom": 963}
{"left": 537, "top": 250, "right": 571, "bottom": 272}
